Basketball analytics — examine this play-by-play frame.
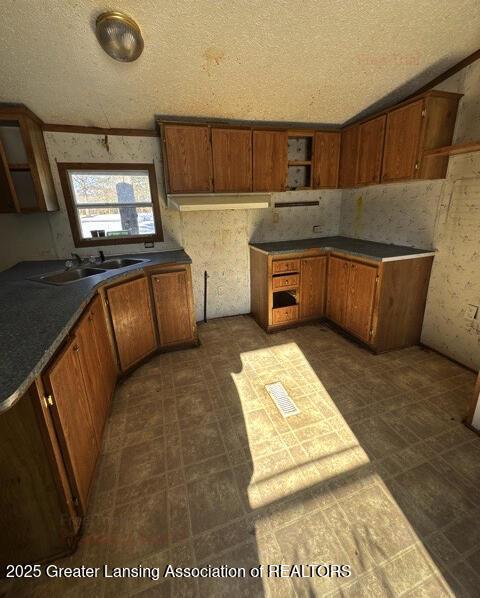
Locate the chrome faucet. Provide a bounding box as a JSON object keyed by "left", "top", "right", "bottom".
{"left": 71, "top": 253, "right": 82, "bottom": 266}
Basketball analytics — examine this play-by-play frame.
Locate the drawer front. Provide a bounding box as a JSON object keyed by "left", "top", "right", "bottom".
{"left": 272, "top": 305, "right": 299, "bottom": 324}
{"left": 272, "top": 259, "right": 300, "bottom": 274}
{"left": 272, "top": 274, "right": 299, "bottom": 289}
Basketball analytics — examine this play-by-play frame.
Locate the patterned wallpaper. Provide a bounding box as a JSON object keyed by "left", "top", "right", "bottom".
{"left": 0, "top": 132, "right": 342, "bottom": 321}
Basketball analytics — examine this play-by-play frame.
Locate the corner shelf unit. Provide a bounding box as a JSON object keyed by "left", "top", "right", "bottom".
{"left": 287, "top": 130, "right": 314, "bottom": 190}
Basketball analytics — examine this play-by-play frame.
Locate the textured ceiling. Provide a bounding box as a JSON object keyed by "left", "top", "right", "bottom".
{"left": 1, "top": 0, "right": 479, "bottom": 129}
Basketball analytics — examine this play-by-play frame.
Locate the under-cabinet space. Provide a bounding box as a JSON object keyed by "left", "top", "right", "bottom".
{"left": 273, "top": 289, "right": 298, "bottom": 309}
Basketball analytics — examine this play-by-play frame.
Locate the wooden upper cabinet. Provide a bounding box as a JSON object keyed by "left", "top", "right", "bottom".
{"left": 326, "top": 256, "right": 350, "bottom": 326}
{"left": 152, "top": 268, "right": 196, "bottom": 346}
{"left": 339, "top": 126, "right": 359, "bottom": 188}
{"left": 44, "top": 339, "right": 98, "bottom": 514}
{"left": 212, "top": 128, "right": 252, "bottom": 192}
{"left": 312, "top": 132, "right": 340, "bottom": 188}
{"left": 381, "top": 100, "right": 425, "bottom": 183}
{"left": 106, "top": 276, "right": 157, "bottom": 371}
{"left": 345, "top": 261, "right": 378, "bottom": 342}
{"left": 418, "top": 92, "right": 461, "bottom": 180}
{"left": 300, "top": 256, "right": 327, "bottom": 319}
{"left": 163, "top": 124, "right": 212, "bottom": 193}
{"left": 355, "top": 115, "right": 386, "bottom": 186}
{"left": 0, "top": 107, "right": 58, "bottom": 212}
{"left": 253, "top": 130, "right": 288, "bottom": 191}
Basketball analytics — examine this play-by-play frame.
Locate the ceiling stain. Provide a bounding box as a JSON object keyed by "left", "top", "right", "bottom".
{"left": 202, "top": 47, "right": 225, "bottom": 76}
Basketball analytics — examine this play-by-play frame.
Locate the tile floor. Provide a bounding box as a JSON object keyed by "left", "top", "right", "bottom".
{"left": 3, "top": 316, "right": 480, "bottom": 597}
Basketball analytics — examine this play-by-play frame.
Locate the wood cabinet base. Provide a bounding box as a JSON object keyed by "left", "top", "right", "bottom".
{"left": 250, "top": 247, "right": 433, "bottom": 353}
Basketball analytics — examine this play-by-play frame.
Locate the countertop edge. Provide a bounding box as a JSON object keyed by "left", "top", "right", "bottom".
{"left": 1, "top": 252, "right": 191, "bottom": 414}
{"left": 249, "top": 244, "right": 436, "bottom": 261}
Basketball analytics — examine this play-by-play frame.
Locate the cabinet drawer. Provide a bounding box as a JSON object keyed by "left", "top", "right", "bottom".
{"left": 272, "top": 305, "right": 299, "bottom": 325}
{"left": 272, "top": 274, "right": 299, "bottom": 289}
{"left": 272, "top": 259, "right": 300, "bottom": 274}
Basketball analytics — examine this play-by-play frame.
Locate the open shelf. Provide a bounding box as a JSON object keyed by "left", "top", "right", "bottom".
{"left": 273, "top": 290, "right": 298, "bottom": 309}
{"left": 423, "top": 141, "right": 480, "bottom": 157}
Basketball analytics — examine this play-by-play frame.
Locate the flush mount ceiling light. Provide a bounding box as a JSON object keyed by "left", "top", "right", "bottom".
{"left": 95, "top": 11, "right": 144, "bottom": 62}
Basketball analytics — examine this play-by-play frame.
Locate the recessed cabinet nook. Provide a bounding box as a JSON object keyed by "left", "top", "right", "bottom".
{"left": 158, "top": 89, "right": 461, "bottom": 195}
{"left": 0, "top": 260, "right": 197, "bottom": 565}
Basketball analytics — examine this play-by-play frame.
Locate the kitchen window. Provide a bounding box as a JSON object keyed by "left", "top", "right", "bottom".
{"left": 57, "top": 163, "right": 163, "bottom": 247}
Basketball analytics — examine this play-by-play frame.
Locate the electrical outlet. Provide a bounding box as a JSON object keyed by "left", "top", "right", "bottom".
{"left": 465, "top": 304, "right": 478, "bottom": 321}
{"left": 312, "top": 225, "right": 323, "bottom": 233}
{"left": 272, "top": 211, "right": 280, "bottom": 224}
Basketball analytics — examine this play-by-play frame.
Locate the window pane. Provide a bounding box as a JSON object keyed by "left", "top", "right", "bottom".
{"left": 77, "top": 206, "right": 156, "bottom": 239}
{"left": 69, "top": 171, "right": 152, "bottom": 205}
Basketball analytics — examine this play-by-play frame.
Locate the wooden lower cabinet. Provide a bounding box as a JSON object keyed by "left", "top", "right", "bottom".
{"left": 151, "top": 268, "right": 197, "bottom": 347}
{"left": 106, "top": 276, "right": 157, "bottom": 371}
{"left": 326, "top": 255, "right": 350, "bottom": 326}
{"left": 300, "top": 256, "right": 327, "bottom": 319}
{"left": 0, "top": 263, "right": 198, "bottom": 567}
{"left": 44, "top": 339, "right": 99, "bottom": 515}
{"left": 344, "top": 261, "right": 378, "bottom": 342}
{"left": 250, "top": 247, "right": 433, "bottom": 352}
{"left": 75, "top": 295, "right": 116, "bottom": 444}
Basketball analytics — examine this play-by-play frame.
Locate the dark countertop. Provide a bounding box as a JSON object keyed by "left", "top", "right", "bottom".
{"left": 249, "top": 236, "right": 435, "bottom": 261}
{"left": 0, "top": 250, "right": 191, "bottom": 413}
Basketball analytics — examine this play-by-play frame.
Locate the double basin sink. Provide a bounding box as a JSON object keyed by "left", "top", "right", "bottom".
{"left": 32, "top": 258, "right": 150, "bottom": 285}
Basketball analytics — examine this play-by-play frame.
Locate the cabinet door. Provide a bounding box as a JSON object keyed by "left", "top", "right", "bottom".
{"left": 253, "top": 130, "right": 288, "bottom": 191}
{"left": 355, "top": 115, "right": 386, "bottom": 186}
{"left": 312, "top": 132, "right": 340, "bottom": 188}
{"left": 163, "top": 124, "right": 212, "bottom": 193}
{"left": 152, "top": 270, "right": 195, "bottom": 346}
{"left": 345, "top": 261, "right": 378, "bottom": 342}
{"left": 381, "top": 100, "right": 424, "bottom": 183}
{"left": 45, "top": 339, "right": 98, "bottom": 514}
{"left": 300, "top": 256, "right": 327, "bottom": 319}
{"left": 90, "top": 295, "right": 117, "bottom": 402}
{"left": 326, "top": 256, "right": 350, "bottom": 326}
{"left": 339, "top": 126, "right": 359, "bottom": 188}
{"left": 107, "top": 277, "right": 157, "bottom": 371}
{"left": 75, "top": 308, "right": 107, "bottom": 445}
{"left": 212, "top": 128, "right": 252, "bottom": 192}
{"left": 75, "top": 296, "right": 117, "bottom": 444}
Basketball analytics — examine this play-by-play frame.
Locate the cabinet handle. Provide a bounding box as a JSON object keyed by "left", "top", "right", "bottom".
{"left": 73, "top": 345, "right": 79, "bottom": 352}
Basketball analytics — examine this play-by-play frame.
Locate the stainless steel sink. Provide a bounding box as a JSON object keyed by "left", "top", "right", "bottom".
{"left": 98, "top": 258, "right": 150, "bottom": 269}
{"left": 32, "top": 267, "right": 106, "bottom": 285}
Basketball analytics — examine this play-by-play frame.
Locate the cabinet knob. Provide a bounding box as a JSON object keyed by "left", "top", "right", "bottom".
{"left": 73, "top": 345, "right": 79, "bottom": 352}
